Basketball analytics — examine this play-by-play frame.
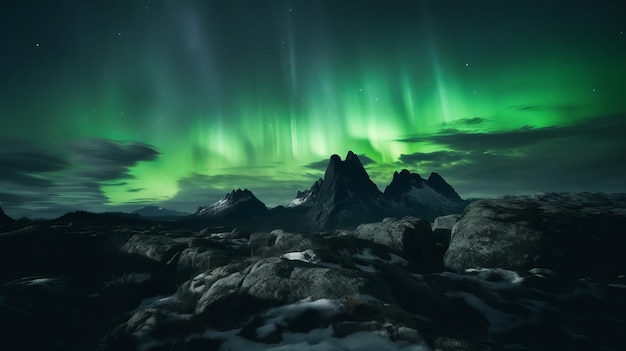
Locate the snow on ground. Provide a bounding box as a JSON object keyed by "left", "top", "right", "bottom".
{"left": 353, "top": 248, "right": 408, "bottom": 266}
{"left": 190, "top": 298, "right": 430, "bottom": 351}
{"left": 280, "top": 250, "right": 343, "bottom": 269}
{"left": 465, "top": 268, "right": 525, "bottom": 285}
{"left": 354, "top": 263, "right": 377, "bottom": 273}
{"left": 281, "top": 249, "right": 319, "bottom": 264}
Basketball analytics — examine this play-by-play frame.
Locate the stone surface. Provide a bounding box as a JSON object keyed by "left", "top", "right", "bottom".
{"left": 2, "top": 199, "right": 625, "bottom": 351}
{"left": 444, "top": 193, "right": 626, "bottom": 278}
{"left": 433, "top": 214, "right": 461, "bottom": 230}
{"left": 353, "top": 217, "right": 437, "bottom": 270}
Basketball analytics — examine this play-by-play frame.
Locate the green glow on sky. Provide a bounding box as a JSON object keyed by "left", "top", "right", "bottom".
{"left": 2, "top": 1, "right": 625, "bottom": 213}
{"left": 101, "top": 50, "right": 624, "bottom": 206}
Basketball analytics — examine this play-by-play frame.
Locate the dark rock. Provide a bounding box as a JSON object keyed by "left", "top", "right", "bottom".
{"left": 444, "top": 193, "right": 626, "bottom": 278}
{"left": 0, "top": 277, "right": 85, "bottom": 350}
{"left": 0, "top": 206, "right": 14, "bottom": 231}
{"left": 352, "top": 217, "right": 438, "bottom": 271}
{"left": 196, "top": 257, "right": 394, "bottom": 314}
{"left": 432, "top": 337, "right": 492, "bottom": 351}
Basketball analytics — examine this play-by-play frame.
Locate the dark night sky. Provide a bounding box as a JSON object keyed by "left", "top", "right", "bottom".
{"left": 1, "top": 0, "right": 625, "bottom": 218}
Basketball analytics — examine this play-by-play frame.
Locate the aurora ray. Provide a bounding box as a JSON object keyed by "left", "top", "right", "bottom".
{"left": 1, "top": 0, "right": 625, "bottom": 218}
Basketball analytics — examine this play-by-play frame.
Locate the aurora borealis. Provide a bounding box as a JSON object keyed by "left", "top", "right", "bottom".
{"left": 1, "top": 1, "right": 625, "bottom": 218}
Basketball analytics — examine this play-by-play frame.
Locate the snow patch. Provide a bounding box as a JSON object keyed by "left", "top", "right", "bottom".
{"left": 281, "top": 250, "right": 318, "bottom": 264}
{"left": 198, "top": 198, "right": 230, "bottom": 215}
{"left": 287, "top": 194, "right": 310, "bottom": 207}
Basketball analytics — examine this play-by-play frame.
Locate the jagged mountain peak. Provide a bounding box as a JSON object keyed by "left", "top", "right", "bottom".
{"left": 384, "top": 169, "right": 466, "bottom": 220}
{"left": 324, "top": 151, "right": 371, "bottom": 184}
{"left": 196, "top": 188, "right": 267, "bottom": 217}
{"left": 224, "top": 188, "right": 256, "bottom": 202}
{"left": 299, "top": 151, "right": 390, "bottom": 230}
{"left": 426, "top": 172, "right": 462, "bottom": 201}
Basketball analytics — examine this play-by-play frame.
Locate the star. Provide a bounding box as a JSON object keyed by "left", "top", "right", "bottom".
{"left": 35, "top": 43, "right": 39, "bottom": 47}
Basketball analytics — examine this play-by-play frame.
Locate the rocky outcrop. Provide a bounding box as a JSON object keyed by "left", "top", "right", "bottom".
{"left": 433, "top": 214, "right": 461, "bottom": 230}
{"left": 196, "top": 257, "right": 394, "bottom": 314}
{"left": 1, "top": 211, "right": 624, "bottom": 351}
{"left": 351, "top": 217, "right": 439, "bottom": 271}
{"left": 444, "top": 193, "right": 626, "bottom": 278}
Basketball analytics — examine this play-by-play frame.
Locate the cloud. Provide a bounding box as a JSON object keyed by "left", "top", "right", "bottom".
{"left": 69, "top": 138, "right": 160, "bottom": 181}
{"left": 0, "top": 138, "right": 162, "bottom": 218}
{"left": 506, "top": 104, "right": 577, "bottom": 114}
{"left": 0, "top": 147, "right": 70, "bottom": 187}
{"left": 399, "top": 151, "right": 469, "bottom": 165}
{"left": 396, "top": 114, "right": 626, "bottom": 198}
{"left": 397, "top": 114, "right": 625, "bottom": 151}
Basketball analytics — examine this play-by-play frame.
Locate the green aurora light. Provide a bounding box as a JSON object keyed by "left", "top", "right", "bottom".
{"left": 1, "top": 1, "right": 625, "bottom": 216}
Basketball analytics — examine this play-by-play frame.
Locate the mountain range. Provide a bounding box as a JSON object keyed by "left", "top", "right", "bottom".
{"left": 131, "top": 206, "right": 190, "bottom": 218}
{"left": 189, "top": 151, "right": 468, "bottom": 231}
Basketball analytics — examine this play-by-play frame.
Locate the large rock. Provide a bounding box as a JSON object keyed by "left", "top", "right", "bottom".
{"left": 353, "top": 217, "right": 437, "bottom": 271}
{"left": 197, "top": 257, "right": 393, "bottom": 313}
{"left": 432, "top": 214, "right": 461, "bottom": 254}
{"left": 444, "top": 193, "right": 626, "bottom": 278}
{"left": 433, "top": 214, "right": 461, "bottom": 230}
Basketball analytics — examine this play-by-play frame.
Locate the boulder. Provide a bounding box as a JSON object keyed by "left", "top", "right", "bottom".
{"left": 353, "top": 217, "right": 437, "bottom": 271}
{"left": 444, "top": 193, "right": 626, "bottom": 278}
{"left": 197, "top": 257, "right": 394, "bottom": 314}
{"left": 431, "top": 214, "right": 461, "bottom": 262}
{"left": 433, "top": 214, "right": 461, "bottom": 230}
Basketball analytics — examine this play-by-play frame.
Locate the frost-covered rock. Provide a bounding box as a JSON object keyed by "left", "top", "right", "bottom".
{"left": 444, "top": 193, "right": 626, "bottom": 278}
{"left": 196, "top": 257, "right": 394, "bottom": 314}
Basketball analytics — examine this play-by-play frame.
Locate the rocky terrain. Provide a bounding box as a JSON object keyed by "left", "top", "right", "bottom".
{"left": 1, "top": 190, "right": 625, "bottom": 350}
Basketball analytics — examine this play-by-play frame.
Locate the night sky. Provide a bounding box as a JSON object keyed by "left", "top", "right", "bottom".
{"left": 1, "top": 0, "right": 625, "bottom": 218}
